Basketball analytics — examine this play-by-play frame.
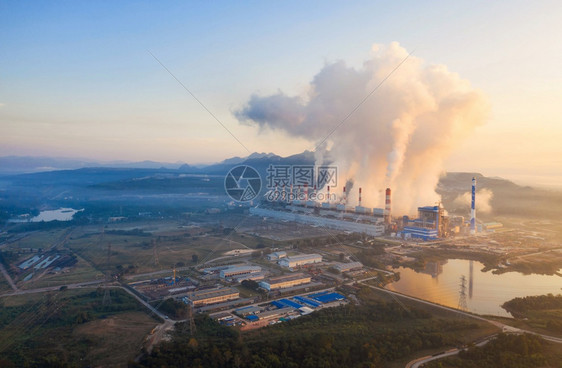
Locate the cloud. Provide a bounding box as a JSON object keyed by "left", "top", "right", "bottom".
{"left": 235, "top": 42, "right": 489, "bottom": 214}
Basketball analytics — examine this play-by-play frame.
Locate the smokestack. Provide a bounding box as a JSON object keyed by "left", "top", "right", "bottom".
{"left": 385, "top": 188, "right": 391, "bottom": 224}
{"left": 305, "top": 184, "right": 309, "bottom": 204}
{"left": 470, "top": 177, "right": 476, "bottom": 235}
{"left": 327, "top": 185, "right": 330, "bottom": 201}
{"left": 358, "top": 187, "right": 362, "bottom": 207}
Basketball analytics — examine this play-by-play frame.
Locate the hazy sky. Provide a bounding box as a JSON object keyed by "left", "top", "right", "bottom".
{"left": 1, "top": 1, "right": 561, "bottom": 186}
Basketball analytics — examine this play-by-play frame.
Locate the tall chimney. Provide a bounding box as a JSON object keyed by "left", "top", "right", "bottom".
{"left": 358, "top": 187, "right": 362, "bottom": 207}
{"left": 470, "top": 177, "right": 476, "bottom": 235}
{"left": 385, "top": 188, "right": 391, "bottom": 224}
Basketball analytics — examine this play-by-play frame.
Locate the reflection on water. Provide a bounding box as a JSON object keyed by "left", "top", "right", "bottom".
{"left": 418, "top": 261, "right": 446, "bottom": 278}
{"left": 387, "top": 259, "right": 562, "bottom": 317}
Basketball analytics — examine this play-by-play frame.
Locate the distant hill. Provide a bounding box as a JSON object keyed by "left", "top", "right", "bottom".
{"left": 2, "top": 154, "right": 561, "bottom": 220}
{"left": 438, "top": 172, "right": 562, "bottom": 219}
{"left": 0, "top": 156, "right": 187, "bottom": 175}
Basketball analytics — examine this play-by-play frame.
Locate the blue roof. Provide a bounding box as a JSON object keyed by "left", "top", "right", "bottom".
{"left": 310, "top": 292, "right": 346, "bottom": 304}
{"left": 272, "top": 298, "right": 303, "bottom": 309}
{"left": 418, "top": 206, "right": 439, "bottom": 211}
{"left": 294, "top": 296, "right": 320, "bottom": 308}
{"left": 271, "top": 300, "right": 286, "bottom": 309}
{"left": 246, "top": 315, "right": 259, "bottom": 321}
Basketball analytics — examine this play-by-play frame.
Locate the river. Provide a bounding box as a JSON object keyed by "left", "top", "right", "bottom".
{"left": 386, "top": 259, "right": 562, "bottom": 317}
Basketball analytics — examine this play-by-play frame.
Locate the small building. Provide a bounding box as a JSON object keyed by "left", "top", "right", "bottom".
{"left": 220, "top": 266, "right": 262, "bottom": 279}
{"left": 259, "top": 273, "right": 311, "bottom": 291}
{"left": 256, "top": 307, "right": 294, "bottom": 320}
{"left": 334, "top": 261, "right": 363, "bottom": 273}
{"left": 278, "top": 254, "right": 322, "bottom": 268}
{"left": 267, "top": 251, "right": 287, "bottom": 261}
{"left": 185, "top": 287, "right": 239, "bottom": 307}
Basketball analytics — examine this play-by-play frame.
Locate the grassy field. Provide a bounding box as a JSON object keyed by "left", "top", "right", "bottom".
{"left": 0, "top": 277, "right": 13, "bottom": 294}
{"left": 8, "top": 229, "right": 68, "bottom": 250}
{"left": 63, "top": 226, "right": 265, "bottom": 275}
{"left": 0, "top": 288, "right": 159, "bottom": 367}
{"left": 73, "top": 311, "right": 158, "bottom": 367}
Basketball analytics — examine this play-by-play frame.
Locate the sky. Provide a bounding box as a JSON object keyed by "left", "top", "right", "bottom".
{"left": 1, "top": 0, "right": 561, "bottom": 187}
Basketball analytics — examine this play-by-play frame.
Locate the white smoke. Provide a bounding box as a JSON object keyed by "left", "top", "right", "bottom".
{"left": 235, "top": 42, "right": 489, "bottom": 214}
{"left": 454, "top": 188, "right": 494, "bottom": 214}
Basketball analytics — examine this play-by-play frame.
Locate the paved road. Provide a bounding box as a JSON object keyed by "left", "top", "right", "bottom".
{"left": 0, "top": 279, "right": 104, "bottom": 297}
{"left": 405, "top": 336, "right": 497, "bottom": 368}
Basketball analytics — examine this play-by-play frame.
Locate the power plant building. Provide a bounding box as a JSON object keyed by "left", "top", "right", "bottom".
{"left": 249, "top": 207, "right": 384, "bottom": 236}
{"left": 185, "top": 287, "right": 239, "bottom": 307}
{"left": 259, "top": 273, "right": 312, "bottom": 291}
{"left": 401, "top": 205, "right": 448, "bottom": 240}
{"left": 279, "top": 254, "right": 322, "bottom": 268}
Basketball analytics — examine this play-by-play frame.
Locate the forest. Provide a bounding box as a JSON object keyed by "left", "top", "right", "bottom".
{"left": 424, "top": 333, "right": 562, "bottom": 368}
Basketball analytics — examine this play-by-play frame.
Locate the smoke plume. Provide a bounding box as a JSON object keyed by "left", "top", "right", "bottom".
{"left": 454, "top": 188, "right": 494, "bottom": 214}
{"left": 235, "top": 42, "right": 489, "bottom": 214}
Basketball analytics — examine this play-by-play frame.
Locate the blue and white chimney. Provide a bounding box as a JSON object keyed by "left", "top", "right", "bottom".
{"left": 470, "top": 177, "right": 476, "bottom": 235}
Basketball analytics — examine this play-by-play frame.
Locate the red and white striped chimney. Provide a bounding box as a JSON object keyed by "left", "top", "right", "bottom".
{"left": 385, "top": 188, "right": 391, "bottom": 224}
{"left": 358, "top": 187, "right": 362, "bottom": 207}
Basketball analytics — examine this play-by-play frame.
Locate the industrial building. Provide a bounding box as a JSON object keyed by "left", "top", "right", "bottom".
{"left": 230, "top": 272, "right": 265, "bottom": 283}
{"left": 334, "top": 261, "right": 363, "bottom": 273}
{"left": 234, "top": 305, "right": 262, "bottom": 317}
{"left": 401, "top": 205, "right": 448, "bottom": 240}
{"left": 278, "top": 254, "right": 322, "bottom": 268}
{"left": 219, "top": 265, "right": 262, "bottom": 279}
{"left": 267, "top": 251, "right": 287, "bottom": 261}
{"left": 202, "top": 264, "right": 246, "bottom": 275}
{"left": 185, "top": 287, "right": 239, "bottom": 307}
{"left": 254, "top": 307, "right": 294, "bottom": 320}
{"left": 259, "top": 273, "right": 311, "bottom": 291}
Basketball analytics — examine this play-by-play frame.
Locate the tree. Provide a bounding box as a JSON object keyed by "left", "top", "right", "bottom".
{"left": 192, "top": 254, "right": 199, "bottom": 263}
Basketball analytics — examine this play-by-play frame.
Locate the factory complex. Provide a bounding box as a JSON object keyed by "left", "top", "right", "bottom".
{"left": 253, "top": 177, "right": 493, "bottom": 241}
{"left": 122, "top": 177, "right": 509, "bottom": 332}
